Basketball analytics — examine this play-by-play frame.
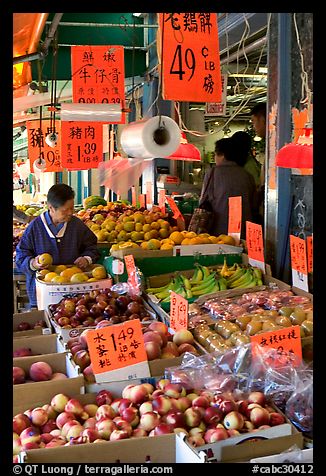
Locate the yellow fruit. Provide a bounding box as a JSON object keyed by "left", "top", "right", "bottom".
{"left": 115, "top": 223, "right": 124, "bottom": 232}
{"left": 189, "top": 237, "right": 200, "bottom": 245}
{"left": 142, "top": 224, "right": 151, "bottom": 233}
{"left": 92, "top": 266, "right": 107, "bottom": 280}
{"left": 133, "top": 213, "right": 145, "bottom": 224}
{"left": 110, "top": 244, "right": 119, "bottom": 252}
{"left": 53, "top": 265, "right": 67, "bottom": 274}
{"left": 70, "top": 273, "right": 89, "bottom": 284}
{"left": 90, "top": 224, "right": 100, "bottom": 232}
{"left": 169, "top": 231, "right": 184, "bottom": 245}
{"left": 147, "top": 239, "right": 161, "bottom": 250}
{"left": 117, "top": 230, "right": 128, "bottom": 241}
{"left": 185, "top": 231, "right": 197, "bottom": 239}
{"left": 123, "top": 222, "right": 135, "bottom": 232}
{"left": 87, "top": 278, "right": 98, "bottom": 282}
{"left": 159, "top": 228, "right": 170, "bottom": 239}
{"left": 130, "top": 231, "right": 142, "bottom": 242}
{"left": 160, "top": 220, "right": 170, "bottom": 229}
{"left": 217, "top": 234, "right": 228, "bottom": 241}
{"left": 140, "top": 241, "right": 149, "bottom": 249}
{"left": 95, "top": 231, "right": 108, "bottom": 242}
{"left": 135, "top": 223, "right": 143, "bottom": 232}
{"left": 38, "top": 253, "right": 53, "bottom": 267}
{"left": 60, "top": 267, "right": 82, "bottom": 279}
{"left": 160, "top": 243, "right": 174, "bottom": 250}
{"left": 149, "top": 229, "right": 159, "bottom": 239}
{"left": 122, "top": 216, "right": 134, "bottom": 223}
{"left": 51, "top": 276, "right": 68, "bottom": 284}
{"left": 181, "top": 238, "right": 191, "bottom": 245}
{"left": 38, "top": 269, "right": 51, "bottom": 277}
{"left": 144, "top": 232, "right": 152, "bottom": 241}
{"left": 222, "top": 235, "right": 236, "bottom": 246}
{"left": 44, "top": 272, "right": 59, "bottom": 282}
{"left": 150, "top": 221, "right": 160, "bottom": 230}
{"left": 181, "top": 231, "right": 188, "bottom": 236}
{"left": 105, "top": 221, "right": 116, "bottom": 232}
{"left": 208, "top": 236, "right": 220, "bottom": 244}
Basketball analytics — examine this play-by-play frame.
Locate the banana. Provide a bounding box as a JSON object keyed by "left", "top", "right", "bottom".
{"left": 253, "top": 267, "right": 263, "bottom": 280}
{"left": 256, "top": 278, "right": 263, "bottom": 286}
{"left": 217, "top": 277, "right": 228, "bottom": 290}
{"left": 146, "top": 280, "right": 174, "bottom": 294}
{"left": 190, "top": 273, "right": 216, "bottom": 292}
{"left": 199, "top": 265, "right": 211, "bottom": 278}
{"left": 190, "top": 266, "right": 204, "bottom": 284}
{"left": 228, "top": 269, "right": 253, "bottom": 288}
{"left": 225, "top": 267, "right": 247, "bottom": 285}
{"left": 192, "top": 281, "right": 220, "bottom": 296}
{"left": 155, "top": 279, "right": 176, "bottom": 299}
{"left": 220, "top": 257, "right": 229, "bottom": 277}
{"left": 180, "top": 274, "right": 192, "bottom": 290}
{"left": 186, "top": 288, "right": 193, "bottom": 299}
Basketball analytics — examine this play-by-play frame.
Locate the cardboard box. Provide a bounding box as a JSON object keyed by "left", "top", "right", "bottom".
{"left": 111, "top": 248, "right": 173, "bottom": 259}
{"left": 184, "top": 407, "right": 303, "bottom": 462}
{"left": 173, "top": 243, "right": 243, "bottom": 256}
{"left": 250, "top": 447, "right": 313, "bottom": 463}
{"left": 13, "top": 353, "right": 84, "bottom": 415}
{"left": 13, "top": 333, "right": 66, "bottom": 355}
{"left": 36, "top": 277, "right": 113, "bottom": 310}
{"left": 13, "top": 309, "right": 52, "bottom": 337}
{"left": 19, "top": 432, "right": 205, "bottom": 463}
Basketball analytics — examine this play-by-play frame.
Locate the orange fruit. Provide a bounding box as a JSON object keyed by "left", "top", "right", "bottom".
{"left": 92, "top": 266, "right": 107, "bottom": 280}
{"left": 160, "top": 243, "right": 174, "bottom": 250}
{"left": 169, "top": 231, "right": 184, "bottom": 245}
{"left": 147, "top": 239, "right": 161, "bottom": 250}
{"left": 38, "top": 253, "right": 53, "bottom": 267}
{"left": 140, "top": 241, "right": 149, "bottom": 249}
{"left": 60, "top": 267, "right": 82, "bottom": 279}
{"left": 44, "top": 272, "right": 59, "bottom": 282}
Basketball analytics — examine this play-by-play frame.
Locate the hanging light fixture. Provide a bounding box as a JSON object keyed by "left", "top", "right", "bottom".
{"left": 167, "top": 132, "right": 201, "bottom": 161}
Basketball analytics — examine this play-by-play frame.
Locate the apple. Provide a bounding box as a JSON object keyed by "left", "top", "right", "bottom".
{"left": 161, "top": 342, "right": 179, "bottom": 358}
{"left": 96, "top": 404, "right": 116, "bottom": 421}
{"left": 156, "top": 378, "right": 170, "bottom": 391}
{"left": 113, "top": 417, "right": 133, "bottom": 436}
{"left": 203, "top": 406, "right": 223, "bottom": 425}
{"left": 269, "top": 412, "right": 286, "bottom": 426}
{"left": 65, "top": 398, "right": 86, "bottom": 417}
{"left": 129, "top": 384, "right": 150, "bottom": 405}
{"left": 248, "top": 391, "right": 266, "bottom": 406}
{"left": 13, "top": 413, "right": 30, "bottom": 435}
{"left": 109, "top": 429, "right": 130, "bottom": 441}
{"left": 83, "top": 417, "right": 97, "bottom": 429}
{"left": 223, "top": 411, "right": 245, "bottom": 430}
{"left": 152, "top": 396, "right": 172, "bottom": 415}
{"left": 121, "top": 384, "right": 134, "bottom": 400}
{"left": 95, "top": 418, "right": 116, "bottom": 440}
{"left": 250, "top": 407, "right": 270, "bottom": 427}
{"left": 164, "top": 383, "right": 186, "bottom": 399}
{"left": 172, "top": 329, "right": 194, "bottom": 346}
{"left": 219, "top": 399, "right": 237, "bottom": 415}
{"left": 164, "top": 411, "right": 186, "bottom": 429}
{"left": 13, "top": 433, "right": 22, "bottom": 455}
{"left": 132, "top": 428, "right": 148, "bottom": 438}
{"left": 139, "top": 411, "right": 161, "bottom": 432}
{"left": 110, "top": 398, "right": 129, "bottom": 415}
{"left": 191, "top": 396, "right": 210, "bottom": 409}
{"left": 120, "top": 407, "right": 140, "bottom": 427}
{"left": 153, "top": 423, "right": 174, "bottom": 435}
{"left": 61, "top": 420, "right": 81, "bottom": 437}
{"left": 145, "top": 341, "right": 161, "bottom": 360}
{"left": 83, "top": 404, "right": 98, "bottom": 418}
{"left": 65, "top": 424, "right": 84, "bottom": 440}
{"left": 58, "top": 317, "right": 71, "bottom": 327}
{"left": 204, "top": 427, "right": 228, "bottom": 443}
{"left": 139, "top": 401, "right": 153, "bottom": 415}
{"left": 55, "top": 411, "right": 76, "bottom": 429}
{"left": 20, "top": 426, "right": 41, "bottom": 446}
{"left": 237, "top": 399, "right": 249, "bottom": 415}
{"left": 95, "top": 389, "right": 113, "bottom": 406}
{"left": 30, "top": 407, "right": 48, "bottom": 427}
{"left": 143, "top": 331, "right": 163, "bottom": 347}
{"left": 243, "top": 420, "right": 255, "bottom": 431}
{"left": 81, "top": 428, "right": 100, "bottom": 443}
{"left": 177, "top": 343, "right": 198, "bottom": 355}
{"left": 227, "top": 429, "right": 240, "bottom": 437}
{"left": 42, "top": 404, "right": 58, "bottom": 420}
{"left": 175, "top": 396, "right": 192, "bottom": 412}
{"left": 41, "top": 419, "right": 58, "bottom": 434}
{"left": 13, "top": 366, "right": 26, "bottom": 384}
{"left": 148, "top": 321, "right": 169, "bottom": 336}
{"left": 184, "top": 407, "right": 202, "bottom": 428}
{"left": 187, "top": 435, "right": 206, "bottom": 447}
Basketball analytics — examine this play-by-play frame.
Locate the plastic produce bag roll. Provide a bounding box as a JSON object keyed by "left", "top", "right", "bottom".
{"left": 120, "top": 115, "right": 181, "bottom": 158}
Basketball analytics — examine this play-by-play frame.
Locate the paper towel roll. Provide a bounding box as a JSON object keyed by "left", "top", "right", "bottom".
{"left": 120, "top": 115, "right": 181, "bottom": 158}
{"left": 60, "top": 103, "right": 122, "bottom": 122}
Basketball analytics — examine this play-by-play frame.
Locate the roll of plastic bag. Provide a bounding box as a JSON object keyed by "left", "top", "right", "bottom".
{"left": 120, "top": 115, "right": 181, "bottom": 158}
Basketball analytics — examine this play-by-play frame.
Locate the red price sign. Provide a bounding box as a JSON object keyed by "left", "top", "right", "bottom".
{"left": 158, "top": 13, "right": 222, "bottom": 102}
{"left": 139, "top": 194, "right": 146, "bottom": 209}
{"left": 131, "top": 186, "right": 137, "bottom": 206}
{"left": 61, "top": 122, "right": 103, "bottom": 170}
{"left": 170, "top": 291, "right": 188, "bottom": 332}
{"left": 246, "top": 221, "right": 264, "bottom": 262}
{"left": 306, "top": 235, "right": 313, "bottom": 273}
{"left": 159, "top": 189, "right": 166, "bottom": 214}
{"left": 86, "top": 319, "right": 150, "bottom": 382}
{"left": 27, "top": 120, "right": 62, "bottom": 173}
{"left": 146, "top": 182, "right": 153, "bottom": 206}
{"left": 165, "top": 196, "right": 184, "bottom": 220}
{"left": 71, "top": 45, "right": 125, "bottom": 124}
{"left": 228, "top": 196, "right": 242, "bottom": 234}
{"left": 290, "top": 235, "right": 308, "bottom": 274}
{"left": 251, "top": 326, "right": 302, "bottom": 368}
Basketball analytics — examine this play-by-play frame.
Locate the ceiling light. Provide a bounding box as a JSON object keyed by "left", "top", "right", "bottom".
{"left": 253, "top": 135, "right": 262, "bottom": 142}
{"left": 258, "top": 67, "right": 268, "bottom": 74}
{"left": 133, "top": 13, "right": 143, "bottom": 17}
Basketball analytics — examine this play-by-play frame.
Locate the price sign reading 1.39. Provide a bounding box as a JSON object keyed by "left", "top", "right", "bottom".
{"left": 86, "top": 319, "right": 150, "bottom": 383}
{"left": 170, "top": 291, "right": 189, "bottom": 332}
{"left": 71, "top": 45, "right": 125, "bottom": 124}
{"left": 158, "top": 13, "right": 222, "bottom": 102}
{"left": 61, "top": 122, "right": 103, "bottom": 170}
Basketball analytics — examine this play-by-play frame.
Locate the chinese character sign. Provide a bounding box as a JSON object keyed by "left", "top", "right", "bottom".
{"left": 205, "top": 74, "right": 228, "bottom": 116}
{"left": 71, "top": 45, "right": 125, "bottom": 124}
{"left": 251, "top": 326, "right": 302, "bottom": 368}
{"left": 246, "top": 221, "right": 265, "bottom": 271}
{"left": 170, "top": 291, "right": 189, "bottom": 331}
{"left": 228, "top": 196, "right": 242, "bottom": 244}
{"left": 27, "top": 120, "right": 62, "bottom": 173}
{"left": 290, "top": 235, "right": 309, "bottom": 291}
{"left": 165, "top": 196, "right": 184, "bottom": 220}
{"left": 86, "top": 320, "right": 150, "bottom": 383}
{"left": 61, "top": 122, "right": 103, "bottom": 170}
{"left": 306, "top": 235, "right": 313, "bottom": 273}
{"left": 158, "top": 13, "right": 222, "bottom": 102}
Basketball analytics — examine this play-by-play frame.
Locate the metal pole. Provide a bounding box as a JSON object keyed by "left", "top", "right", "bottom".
{"left": 46, "top": 21, "right": 158, "bottom": 28}
{"left": 41, "top": 13, "right": 64, "bottom": 54}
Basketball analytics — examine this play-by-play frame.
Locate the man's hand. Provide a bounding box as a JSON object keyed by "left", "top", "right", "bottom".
{"left": 74, "top": 256, "right": 89, "bottom": 270}
{"left": 31, "top": 256, "right": 49, "bottom": 270}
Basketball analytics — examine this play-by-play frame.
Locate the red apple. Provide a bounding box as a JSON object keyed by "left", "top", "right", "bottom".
{"left": 269, "top": 412, "right": 286, "bottom": 426}
{"left": 96, "top": 404, "right": 116, "bottom": 421}
{"left": 13, "top": 413, "right": 30, "bottom": 435}
{"left": 145, "top": 341, "right": 161, "bottom": 360}
{"left": 20, "top": 426, "right": 41, "bottom": 446}
{"left": 139, "top": 401, "right": 153, "bottom": 415}
{"left": 13, "top": 366, "right": 26, "bottom": 384}
{"left": 51, "top": 394, "right": 70, "bottom": 413}
{"left": 223, "top": 411, "right": 245, "bottom": 430}
{"left": 164, "top": 411, "right": 186, "bottom": 429}
{"left": 248, "top": 391, "right": 266, "bottom": 407}
{"left": 83, "top": 417, "right": 97, "bottom": 429}
{"left": 139, "top": 411, "right": 161, "bottom": 432}
{"left": 129, "top": 384, "right": 150, "bottom": 405}
{"left": 81, "top": 428, "right": 100, "bottom": 442}
{"left": 30, "top": 408, "right": 48, "bottom": 427}
{"left": 96, "top": 389, "right": 113, "bottom": 406}
{"left": 184, "top": 407, "right": 202, "bottom": 428}
{"left": 120, "top": 407, "right": 140, "bottom": 427}
{"left": 132, "top": 428, "right": 148, "bottom": 438}
{"left": 204, "top": 427, "right": 228, "bottom": 443}
{"left": 95, "top": 418, "right": 116, "bottom": 440}
{"left": 187, "top": 435, "right": 206, "bottom": 447}
{"left": 65, "top": 399, "right": 86, "bottom": 418}
{"left": 109, "top": 429, "right": 130, "bottom": 441}
{"left": 250, "top": 407, "right": 270, "bottom": 427}
{"left": 83, "top": 404, "right": 98, "bottom": 418}
{"left": 191, "top": 395, "right": 210, "bottom": 409}
{"left": 203, "top": 406, "right": 223, "bottom": 425}
{"left": 41, "top": 419, "right": 57, "bottom": 434}
{"left": 172, "top": 329, "right": 194, "bottom": 346}
{"left": 164, "top": 383, "right": 186, "bottom": 399}
{"left": 152, "top": 396, "right": 172, "bottom": 415}
{"left": 29, "top": 361, "right": 53, "bottom": 381}
{"left": 55, "top": 411, "right": 75, "bottom": 429}
{"left": 153, "top": 423, "right": 174, "bottom": 436}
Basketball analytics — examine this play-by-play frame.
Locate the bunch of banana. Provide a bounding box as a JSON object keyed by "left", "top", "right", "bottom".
{"left": 220, "top": 257, "right": 241, "bottom": 278}
{"left": 226, "top": 266, "right": 263, "bottom": 289}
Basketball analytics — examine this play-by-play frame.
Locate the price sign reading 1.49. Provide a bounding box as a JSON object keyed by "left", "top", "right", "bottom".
{"left": 170, "top": 291, "right": 189, "bottom": 332}
{"left": 158, "top": 13, "right": 222, "bottom": 103}
{"left": 86, "top": 319, "right": 150, "bottom": 383}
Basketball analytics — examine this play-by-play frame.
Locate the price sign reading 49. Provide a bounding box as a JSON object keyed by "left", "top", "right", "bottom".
{"left": 170, "top": 291, "right": 189, "bottom": 332}
{"left": 86, "top": 319, "right": 150, "bottom": 383}
{"left": 158, "top": 13, "right": 222, "bottom": 102}
{"left": 27, "top": 120, "right": 62, "bottom": 173}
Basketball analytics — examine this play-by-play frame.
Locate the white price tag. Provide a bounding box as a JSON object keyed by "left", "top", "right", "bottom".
{"left": 112, "top": 259, "right": 124, "bottom": 275}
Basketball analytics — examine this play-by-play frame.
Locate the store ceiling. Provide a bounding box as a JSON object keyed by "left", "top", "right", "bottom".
{"left": 13, "top": 12, "right": 267, "bottom": 125}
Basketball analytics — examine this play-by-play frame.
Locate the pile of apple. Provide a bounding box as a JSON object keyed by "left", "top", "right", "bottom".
{"left": 14, "top": 320, "right": 48, "bottom": 332}
{"left": 13, "top": 383, "right": 286, "bottom": 460}
{"left": 13, "top": 361, "right": 68, "bottom": 385}
{"left": 67, "top": 321, "right": 199, "bottom": 384}
{"left": 48, "top": 289, "right": 155, "bottom": 329}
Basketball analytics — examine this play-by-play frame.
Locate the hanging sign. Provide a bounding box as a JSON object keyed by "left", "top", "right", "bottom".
{"left": 170, "top": 291, "right": 189, "bottom": 332}
{"left": 251, "top": 326, "right": 302, "bottom": 368}
{"left": 205, "top": 74, "right": 228, "bottom": 116}
{"left": 159, "top": 189, "right": 166, "bottom": 214}
{"left": 165, "top": 196, "right": 184, "bottom": 220}
{"left": 246, "top": 221, "right": 265, "bottom": 272}
{"left": 86, "top": 319, "right": 150, "bottom": 383}
{"left": 60, "top": 121, "right": 103, "bottom": 170}
{"left": 71, "top": 45, "right": 125, "bottom": 124}
{"left": 306, "top": 235, "right": 313, "bottom": 273}
{"left": 27, "top": 120, "right": 62, "bottom": 173}
{"left": 228, "top": 196, "right": 242, "bottom": 245}
{"left": 158, "top": 13, "right": 222, "bottom": 102}
{"left": 289, "top": 235, "right": 309, "bottom": 291}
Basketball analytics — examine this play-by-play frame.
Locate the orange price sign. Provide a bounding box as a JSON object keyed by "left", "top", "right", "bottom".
{"left": 158, "top": 13, "right": 222, "bottom": 103}
{"left": 131, "top": 186, "right": 137, "bottom": 206}
{"left": 165, "top": 196, "right": 184, "bottom": 220}
{"left": 86, "top": 319, "right": 150, "bottom": 383}
{"left": 228, "top": 196, "right": 242, "bottom": 244}
{"left": 146, "top": 182, "right": 153, "bottom": 207}
{"left": 251, "top": 326, "right": 302, "bottom": 368}
{"left": 27, "top": 120, "right": 62, "bottom": 173}
{"left": 246, "top": 221, "right": 265, "bottom": 271}
{"left": 289, "top": 235, "right": 308, "bottom": 291}
{"left": 170, "top": 291, "right": 189, "bottom": 332}
{"left": 139, "top": 194, "right": 146, "bottom": 209}
{"left": 159, "top": 189, "right": 166, "bottom": 214}
{"left": 61, "top": 122, "right": 103, "bottom": 170}
{"left": 71, "top": 45, "right": 125, "bottom": 124}
{"left": 306, "top": 235, "right": 313, "bottom": 273}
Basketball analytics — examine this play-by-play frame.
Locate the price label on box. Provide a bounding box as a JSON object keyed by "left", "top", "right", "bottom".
{"left": 246, "top": 221, "right": 265, "bottom": 272}
{"left": 251, "top": 326, "right": 302, "bottom": 368}
{"left": 228, "top": 196, "right": 242, "bottom": 245}
{"left": 290, "top": 235, "right": 309, "bottom": 291}
{"left": 86, "top": 319, "right": 150, "bottom": 383}
{"left": 124, "top": 254, "right": 137, "bottom": 288}
{"left": 170, "top": 291, "right": 188, "bottom": 332}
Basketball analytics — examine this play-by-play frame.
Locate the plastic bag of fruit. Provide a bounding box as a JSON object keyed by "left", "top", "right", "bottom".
{"left": 285, "top": 365, "right": 313, "bottom": 434}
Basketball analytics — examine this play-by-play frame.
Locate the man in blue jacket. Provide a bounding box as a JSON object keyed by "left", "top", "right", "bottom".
{"left": 15, "top": 183, "right": 100, "bottom": 309}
